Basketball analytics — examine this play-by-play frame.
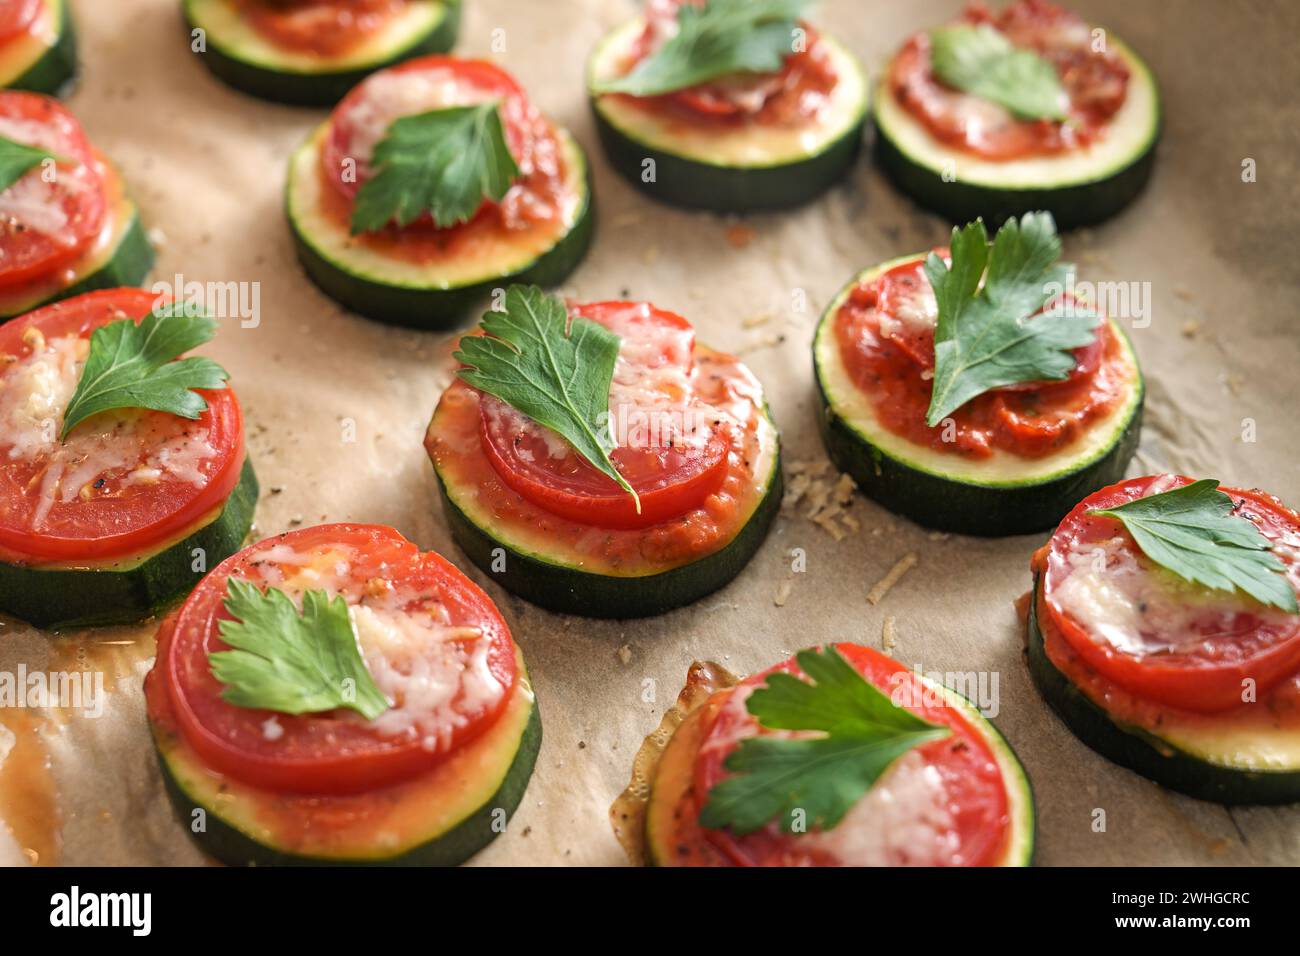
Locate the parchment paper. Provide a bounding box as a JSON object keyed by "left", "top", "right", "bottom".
{"left": 1, "top": 0, "right": 1297, "bottom": 867}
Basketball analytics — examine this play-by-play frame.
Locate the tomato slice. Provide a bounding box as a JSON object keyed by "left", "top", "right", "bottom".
{"left": 691, "top": 644, "right": 1012, "bottom": 867}
{"left": 0, "top": 0, "right": 39, "bottom": 44}
{"left": 146, "top": 524, "right": 519, "bottom": 795}
{"left": 0, "top": 92, "right": 108, "bottom": 289}
{"left": 322, "top": 55, "right": 530, "bottom": 204}
{"left": 1041, "top": 476, "right": 1300, "bottom": 713}
{"left": 0, "top": 289, "right": 245, "bottom": 565}
{"left": 476, "top": 301, "right": 731, "bottom": 530}
{"left": 237, "top": 0, "right": 403, "bottom": 57}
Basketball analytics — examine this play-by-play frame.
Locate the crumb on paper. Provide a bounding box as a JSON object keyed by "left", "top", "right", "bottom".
{"left": 773, "top": 577, "right": 793, "bottom": 607}
{"left": 1181, "top": 320, "right": 1200, "bottom": 338}
{"left": 642, "top": 245, "right": 659, "bottom": 265}
{"left": 868, "top": 553, "right": 919, "bottom": 606}
{"left": 618, "top": 644, "right": 632, "bottom": 665}
{"left": 783, "top": 459, "right": 861, "bottom": 540}
{"left": 725, "top": 224, "right": 757, "bottom": 249}
{"left": 882, "top": 616, "right": 898, "bottom": 655}
{"left": 737, "top": 332, "right": 784, "bottom": 355}
{"left": 743, "top": 313, "right": 771, "bottom": 328}
{"left": 1173, "top": 286, "right": 1194, "bottom": 302}
{"left": 927, "top": 530, "right": 950, "bottom": 542}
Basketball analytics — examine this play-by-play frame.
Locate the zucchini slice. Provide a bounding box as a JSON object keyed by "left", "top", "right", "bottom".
{"left": 286, "top": 123, "right": 594, "bottom": 330}
{"left": 1027, "top": 575, "right": 1300, "bottom": 804}
{"left": 154, "top": 656, "right": 542, "bottom": 866}
{"left": 813, "top": 254, "right": 1144, "bottom": 536}
{"left": 0, "top": 458, "right": 258, "bottom": 630}
{"left": 873, "top": 36, "right": 1160, "bottom": 229}
{"left": 183, "top": 0, "right": 460, "bottom": 106}
{"left": 0, "top": 0, "right": 75, "bottom": 96}
{"left": 587, "top": 18, "right": 868, "bottom": 212}
{"left": 0, "top": 159, "right": 155, "bottom": 321}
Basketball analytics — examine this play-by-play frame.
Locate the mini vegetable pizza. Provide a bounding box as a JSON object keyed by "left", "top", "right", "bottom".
{"left": 874, "top": 0, "right": 1160, "bottom": 228}
{"left": 0, "top": 0, "right": 74, "bottom": 96}
{"left": 0, "top": 92, "right": 153, "bottom": 320}
{"left": 183, "top": 0, "right": 460, "bottom": 106}
{"left": 613, "top": 644, "right": 1034, "bottom": 866}
{"left": 287, "top": 55, "right": 592, "bottom": 328}
{"left": 145, "top": 523, "right": 541, "bottom": 866}
{"left": 425, "top": 285, "right": 781, "bottom": 618}
{"left": 587, "top": 0, "right": 868, "bottom": 212}
{"left": 0, "top": 288, "right": 256, "bottom": 629}
{"left": 813, "top": 212, "right": 1142, "bottom": 536}
{"left": 1027, "top": 476, "right": 1300, "bottom": 804}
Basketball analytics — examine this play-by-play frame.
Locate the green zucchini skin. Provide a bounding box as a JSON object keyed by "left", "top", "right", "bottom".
{"left": 0, "top": 458, "right": 257, "bottom": 630}
{"left": 182, "top": 0, "right": 460, "bottom": 107}
{"left": 815, "top": 367, "right": 1143, "bottom": 537}
{"left": 288, "top": 144, "right": 594, "bottom": 331}
{"left": 873, "top": 126, "right": 1159, "bottom": 231}
{"left": 0, "top": 211, "right": 155, "bottom": 321}
{"left": 6, "top": 0, "right": 76, "bottom": 97}
{"left": 1027, "top": 576, "right": 1300, "bottom": 805}
{"left": 155, "top": 698, "right": 541, "bottom": 866}
{"left": 590, "top": 102, "right": 864, "bottom": 213}
{"left": 435, "top": 454, "right": 782, "bottom": 619}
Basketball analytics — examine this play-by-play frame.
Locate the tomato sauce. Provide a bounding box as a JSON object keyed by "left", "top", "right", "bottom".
{"left": 237, "top": 0, "right": 405, "bottom": 57}
{"left": 1034, "top": 476, "right": 1300, "bottom": 719}
{"left": 833, "top": 253, "right": 1129, "bottom": 461}
{"left": 316, "top": 56, "right": 571, "bottom": 253}
{"left": 610, "top": 0, "right": 838, "bottom": 128}
{"left": 426, "top": 338, "right": 774, "bottom": 575}
{"left": 889, "top": 0, "right": 1131, "bottom": 160}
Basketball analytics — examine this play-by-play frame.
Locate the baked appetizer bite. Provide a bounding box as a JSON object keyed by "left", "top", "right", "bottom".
{"left": 1027, "top": 475, "right": 1300, "bottom": 804}
{"left": 425, "top": 285, "right": 781, "bottom": 618}
{"left": 813, "top": 212, "right": 1142, "bottom": 536}
{"left": 287, "top": 55, "right": 592, "bottom": 329}
{"left": 145, "top": 523, "right": 541, "bottom": 866}
{"left": 0, "top": 92, "right": 154, "bottom": 319}
{"left": 183, "top": 0, "right": 459, "bottom": 106}
{"left": 0, "top": 0, "right": 74, "bottom": 95}
{"left": 612, "top": 644, "right": 1034, "bottom": 866}
{"left": 588, "top": 0, "right": 868, "bottom": 212}
{"left": 0, "top": 289, "right": 256, "bottom": 629}
{"left": 874, "top": 0, "right": 1160, "bottom": 228}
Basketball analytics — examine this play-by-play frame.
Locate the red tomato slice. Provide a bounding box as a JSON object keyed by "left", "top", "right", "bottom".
{"left": 0, "top": 0, "right": 39, "bottom": 44}
{"left": 0, "top": 92, "right": 108, "bottom": 289}
{"left": 322, "top": 56, "right": 531, "bottom": 207}
{"left": 0, "top": 289, "right": 245, "bottom": 565}
{"left": 1042, "top": 476, "right": 1300, "bottom": 713}
{"left": 476, "top": 301, "right": 731, "bottom": 530}
{"left": 237, "top": 0, "right": 402, "bottom": 57}
{"left": 692, "top": 643, "right": 1012, "bottom": 867}
{"left": 148, "top": 524, "right": 518, "bottom": 795}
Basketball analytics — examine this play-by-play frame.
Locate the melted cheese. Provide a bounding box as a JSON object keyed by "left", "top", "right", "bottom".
{"left": 1052, "top": 534, "right": 1297, "bottom": 656}
{"left": 877, "top": 270, "right": 938, "bottom": 344}
{"left": 342, "top": 68, "right": 488, "bottom": 171}
{"left": 0, "top": 330, "right": 217, "bottom": 528}
{"left": 801, "top": 751, "right": 958, "bottom": 866}
{"left": 0, "top": 116, "right": 95, "bottom": 249}
{"left": 273, "top": 546, "right": 506, "bottom": 746}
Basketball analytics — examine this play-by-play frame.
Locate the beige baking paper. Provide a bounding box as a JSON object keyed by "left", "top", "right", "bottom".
{"left": 0, "top": 0, "right": 1297, "bottom": 866}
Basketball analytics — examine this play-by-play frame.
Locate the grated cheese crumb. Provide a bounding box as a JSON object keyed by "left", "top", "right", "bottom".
{"left": 882, "top": 616, "right": 898, "bottom": 655}
{"left": 868, "top": 553, "right": 918, "bottom": 606}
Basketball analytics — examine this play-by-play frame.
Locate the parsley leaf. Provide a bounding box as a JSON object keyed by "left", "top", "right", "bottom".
{"left": 350, "top": 103, "right": 520, "bottom": 234}
{"left": 930, "top": 24, "right": 1068, "bottom": 121}
{"left": 0, "top": 132, "right": 54, "bottom": 193}
{"left": 209, "top": 579, "right": 390, "bottom": 720}
{"left": 595, "top": 0, "right": 812, "bottom": 97}
{"left": 1090, "top": 479, "right": 1299, "bottom": 613}
{"left": 60, "top": 304, "right": 229, "bottom": 439}
{"left": 698, "top": 646, "right": 950, "bottom": 835}
{"left": 924, "top": 211, "right": 1099, "bottom": 426}
{"left": 455, "top": 285, "right": 640, "bottom": 510}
